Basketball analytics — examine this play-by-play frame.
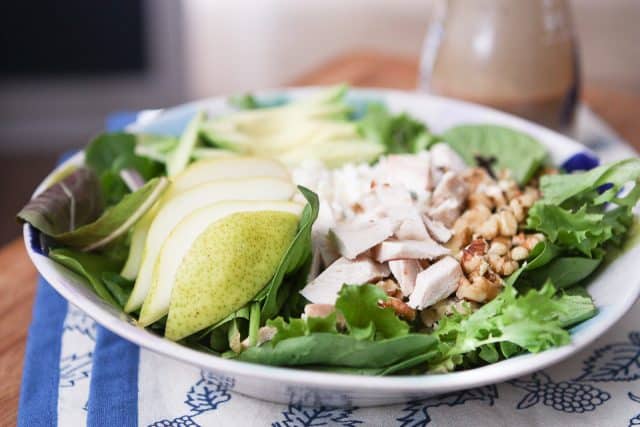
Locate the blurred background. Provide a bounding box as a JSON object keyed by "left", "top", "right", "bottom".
{"left": 1, "top": 0, "right": 639, "bottom": 245}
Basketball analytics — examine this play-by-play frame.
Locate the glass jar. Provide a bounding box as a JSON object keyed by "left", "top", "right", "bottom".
{"left": 420, "top": 0, "right": 580, "bottom": 132}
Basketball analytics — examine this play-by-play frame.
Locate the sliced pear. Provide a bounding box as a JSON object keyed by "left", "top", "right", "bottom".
{"left": 164, "top": 210, "right": 300, "bottom": 340}
{"left": 279, "top": 139, "right": 385, "bottom": 168}
{"left": 138, "top": 200, "right": 303, "bottom": 327}
{"left": 124, "top": 177, "right": 295, "bottom": 312}
{"left": 169, "top": 157, "right": 290, "bottom": 196}
{"left": 120, "top": 156, "right": 290, "bottom": 282}
{"left": 120, "top": 204, "right": 156, "bottom": 280}
{"left": 166, "top": 111, "right": 205, "bottom": 177}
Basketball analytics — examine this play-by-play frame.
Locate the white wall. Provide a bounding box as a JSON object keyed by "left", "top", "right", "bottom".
{"left": 181, "top": 0, "right": 432, "bottom": 97}
{"left": 2, "top": 0, "right": 638, "bottom": 154}
{"left": 182, "top": 0, "right": 640, "bottom": 98}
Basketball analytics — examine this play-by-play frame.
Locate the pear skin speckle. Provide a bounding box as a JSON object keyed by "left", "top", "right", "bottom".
{"left": 165, "top": 211, "right": 298, "bottom": 340}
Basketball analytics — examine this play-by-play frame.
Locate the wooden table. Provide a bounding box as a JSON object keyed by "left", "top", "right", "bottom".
{"left": 1, "top": 51, "right": 639, "bottom": 426}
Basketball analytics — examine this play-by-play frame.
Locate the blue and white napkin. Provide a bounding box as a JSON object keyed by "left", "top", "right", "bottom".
{"left": 18, "top": 107, "right": 640, "bottom": 427}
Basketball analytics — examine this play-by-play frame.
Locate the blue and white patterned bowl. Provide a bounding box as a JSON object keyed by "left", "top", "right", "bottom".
{"left": 23, "top": 88, "right": 640, "bottom": 406}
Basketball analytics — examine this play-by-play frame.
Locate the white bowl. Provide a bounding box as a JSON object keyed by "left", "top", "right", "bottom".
{"left": 24, "top": 88, "right": 640, "bottom": 407}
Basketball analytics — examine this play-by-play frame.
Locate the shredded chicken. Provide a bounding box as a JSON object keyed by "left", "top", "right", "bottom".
{"left": 408, "top": 256, "right": 463, "bottom": 309}
{"left": 293, "top": 146, "right": 544, "bottom": 315}
{"left": 300, "top": 256, "right": 390, "bottom": 304}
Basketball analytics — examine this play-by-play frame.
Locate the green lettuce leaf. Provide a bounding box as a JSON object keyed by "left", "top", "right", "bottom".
{"left": 85, "top": 133, "right": 164, "bottom": 205}
{"left": 257, "top": 186, "right": 319, "bottom": 319}
{"left": 441, "top": 124, "right": 547, "bottom": 184}
{"left": 555, "top": 286, "right": 598, "bottom": 328}
{"left": 358, "top": 103, "right": 436, "bottom": 154}
{"left": 335, "top": 284, "right": 409, "bottom": 340}
{"left": 52, "top": 177, "right": 169, "bottom": 251}
{"left": 17, "top": 167, "right": 104, "bottom": 237}
{"left": 526, "top": 204, "right": 612, "bottom": 257}
{"left": 434, "top": 282, "right": 592, "bottom": 367}
{"left": 540, "top": 158, "right": 640, "bottom": 205}
{"left": 267, "top": 312, "right": 337, "bottom": 346}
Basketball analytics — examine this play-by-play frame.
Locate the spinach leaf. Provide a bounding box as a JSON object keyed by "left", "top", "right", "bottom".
{"left": 335, "top": 284, "right": 409, "bottom": 340}
{"left": 102, "top": 272, "right": 134, "bottom": 308}
{"left": 85, "top": 133, "right": 164, "bottom": 205}
{"left": 49, "top": 248, "right": 120, "bottom": 307}
{"left": 236, "top": 333, "right": 437, "bottom": 369}
{"left": 17, "top": 168, "right": 104, "bottom": 237}
{"left": 257, "top": 186, "right": 319, "bottom": 319}
{"left": 441, "top": 124, "right": 547, "bottom": 184}
{"left": 526, "top": 241, "right": 561, "bottom": 270}
{"left": 52, "top": 177, "right": 169, "bottom": 251}
{"left": 520, "top": 257, "right": 602, "bottom": 289}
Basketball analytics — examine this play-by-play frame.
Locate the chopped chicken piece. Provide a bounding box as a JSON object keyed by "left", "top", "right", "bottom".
{"left": 374, "top": 182, "right": 414, "bottom": 208}
{"left": 430, "top": 144, "right": 467, "bottom": 173}
{"left": 375, "top": 278, "right": 402, "bottom": 297}
{"left": 300, "top": 256, "right": 390, "bottom": 304}
{"left": 376, "top": 153, "right": 433, "bottom": 194}
{"left": 432, "top": 171, "right": 469, "bottom": 207}
{"left": 374, "top": 238, "right": 450, "bottom": 262}
{"left": 428, "top": 199, "right": 462, "bottom": 227}
{"left": 330, "top": 217, "right": 397, "bottom": 259}
{"left": 408, "top": 256, "right": 463, "bottom": 309}
{"left": 423, "top": 217, "right": 452, "bottom": 243}
{"left": 388, "top": 259, "right": 422, "bottom": 296}
{"left": 395, "top": 211, "right": 430, "bottom": 240}
{"left": 303, "top": 303, "right": 335, "bottom": 318}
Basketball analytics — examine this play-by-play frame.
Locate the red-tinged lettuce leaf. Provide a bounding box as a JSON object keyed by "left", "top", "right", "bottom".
{"left": 18, "top": 172, "right": 168, "bottom": 251}
{"left": 55, "top": 177, "right": 169, "bottom": 250}
{"left": 17, "top": 167, "right": 104, "bottom": 237}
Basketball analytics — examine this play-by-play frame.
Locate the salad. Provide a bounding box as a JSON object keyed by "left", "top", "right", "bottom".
{"left": 18, "top": 86, "right": 640, "bottom": 375}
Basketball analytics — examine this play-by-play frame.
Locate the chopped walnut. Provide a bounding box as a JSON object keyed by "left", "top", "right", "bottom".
{"left": 419, "top": 297, "right": 477, "bottom": 327}
{"left": 380, "top": 297, "right": 416, "bottom": 321}
{"left": 375, "top": 278, "right": 402, "bottom": 298}
{"left": 456, "top": 275, "right": 502, "bottom": 303}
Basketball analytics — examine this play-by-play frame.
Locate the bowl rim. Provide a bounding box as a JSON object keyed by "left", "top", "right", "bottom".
{"left": 24, "top": 86, "right": 640, "bottom": 395}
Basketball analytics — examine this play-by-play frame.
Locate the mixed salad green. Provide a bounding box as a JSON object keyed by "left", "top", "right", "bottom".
{"left": 17, "top": 86, "right": 640, "bottom": 375}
